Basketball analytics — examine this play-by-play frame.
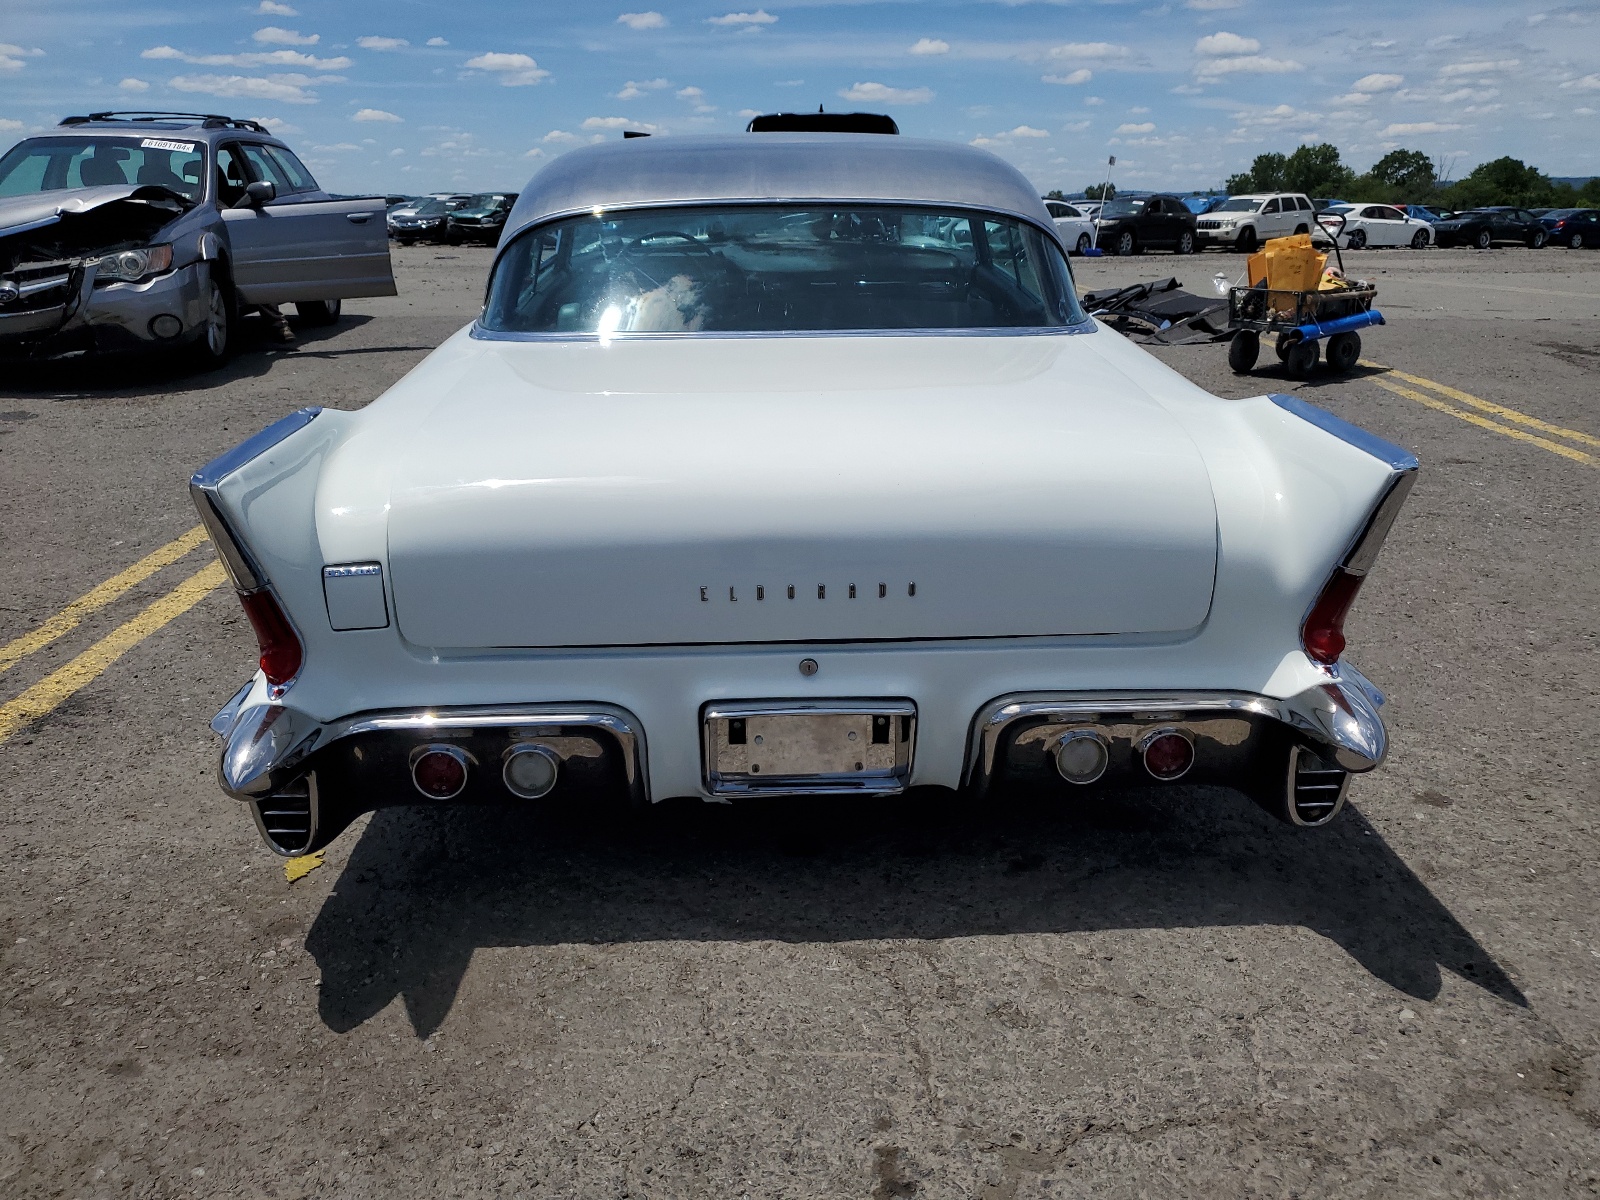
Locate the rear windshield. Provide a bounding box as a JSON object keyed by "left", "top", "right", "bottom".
{"left": 480, "top": 204, "right": 1085, "bottom": 335}
{"left": 0, "top": 135, "right": 205, "bottom": 203}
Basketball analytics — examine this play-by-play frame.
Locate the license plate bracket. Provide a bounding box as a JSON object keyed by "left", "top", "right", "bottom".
{"left": 702, "top": 700, "right": 917, "bottom": 796}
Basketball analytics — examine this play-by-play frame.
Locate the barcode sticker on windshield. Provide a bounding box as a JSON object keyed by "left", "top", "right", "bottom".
{"left": 140, "top": 139, "right": 196, "bottom": 153}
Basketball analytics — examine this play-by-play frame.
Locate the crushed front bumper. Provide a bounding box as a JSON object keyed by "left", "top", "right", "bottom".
{"left": 0, "top": 261, "right": 209, "bottom": 358}
{"left": 210, "top": 666, "right": 1387, "bottom": 855}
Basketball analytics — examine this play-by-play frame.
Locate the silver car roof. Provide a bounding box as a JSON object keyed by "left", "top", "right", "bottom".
{"left": 502, "top": 133, "right": 1058, "bottom": 242}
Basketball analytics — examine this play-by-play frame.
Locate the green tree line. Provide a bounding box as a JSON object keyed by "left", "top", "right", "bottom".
{"left": 1221, "top": 144, "right": 1600, "bottom": 209}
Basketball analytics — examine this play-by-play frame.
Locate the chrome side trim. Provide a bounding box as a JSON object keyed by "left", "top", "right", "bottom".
{"left": 210, "top": 680, "right": 253, "bottom": 737}
{"left": 1343, "top": 470, "right": 1418, "bottom": 576}
{"left": 1268, "top": 393, "right": 1419, "bottom": 474}
{"left": 218, "top": 699, "right": 649, "bottom": 806}
{"left": 964, "top": 675, "right": 1387, "bottom": 794}
{"left": 189, "top": 406, "right": 322, "bottom": 491}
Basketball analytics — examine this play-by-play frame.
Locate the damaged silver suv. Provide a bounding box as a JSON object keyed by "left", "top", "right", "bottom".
{"left": 0, "top": 111, "right": 397, "bottom": 363}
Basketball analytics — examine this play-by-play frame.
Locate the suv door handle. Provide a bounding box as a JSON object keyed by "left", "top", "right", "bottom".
{"left": 346, "top": 213, "right": 371, "bottom": 224}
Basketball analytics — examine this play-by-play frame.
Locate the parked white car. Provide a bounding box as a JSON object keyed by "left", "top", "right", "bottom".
{"left": 1196, "top": 192, "right": 1318, "bottom": 252}
{"left": 195, "top": 131, "right": 1415, "bottom": 857}
{"left": 1045, "top": 199, "right": 1096, "bottom": 254}
{"left": 1315, "top": 203, "right": 1435, "bottom": 250}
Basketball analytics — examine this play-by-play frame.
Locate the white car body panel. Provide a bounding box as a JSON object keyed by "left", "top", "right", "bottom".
{"left": 1046, "top": 202, "right": 1096, "bottom": 253}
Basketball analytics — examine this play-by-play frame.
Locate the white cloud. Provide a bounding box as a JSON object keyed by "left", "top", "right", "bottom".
{"left": 1353, "top": 72, "right": 1403, "bottom": 91}
{"left": 909, "top": 38, "right": 949, "bottom": 56}
{"left": 426, "top": 37, "right": 449, "bottom": 47}
{"left": 738, "top": 108, "right": 762, "bottom": 119}
{"left": 1440, "top": 86, "right": 1497, "bottom": 102}
{"left": 582, "top": 116, "right": 632, "bottom": 129}
{"left": 1048, "top": 42, "right": 1128, "bottom": 60}
{"left": 353, "top": 107, "right": 402, "bottom": 122}
{"left": 118, "top": 77, "right": 150, "bottom": 92}
{"left": 253, "top": 26, "right": 319, "bottom": 46}
{"left": 1439, "top": 59, "right": 1520, "bottom": 76}
{"left": 543, "top": 129, "right": 579, "bottom": 142}
{"left": 1043, "top": 69, "right": 1092, "bottom": 86}
{"left": 617, "top": 11, "right": 667, "bottom": 29}
{"left": 1084, "top": 95, "right": 1104, "bottom": 105}
{"left": 1380, "top": 121, "right": 1462, "bottom": 135}
{"left": 615, "top": 77, "right": 669, "bottom": 99}
{"left": 707, "top": 10, "right": 777, "bottom": 26}
{"left": 1063, "top": 119, "right": 1091, "bottom": 132}
{"left": 1129, "top": 105, "right": 1150, "bottom": 113}
{"left": 357, "top": 36, "right": 408, "bottom": 51}
{"left": 257, "top": 1, "right": 297, "bottom": 13}
{"left": 1575, "top": 106, "right": 1597, "bottom": 115}
{"left": 677, "top": 85, "right": 704, "bottom": 99}
{"left": 1561, "top": 73, "right": 1600, "bottom": 90}
{"left": 251, "top": 116, "right": 298, "bottom": 133}
{"left": 1195, "top": 32, "right": 1260, "bottom": 55}
{"left": 1115, "top": 122, "right": 1156, "bottom": 134}
{"left": 1196, "top": 55, "right": 1302, "bottom": 77}
{"left": 1332, "top": 92, "right": 1370, "bottom": 105}
{"left": 1185, "top": 0, "right": 1242, "bottom": 7}
{"left": 523, "top": 147, "right": 544, "bottom": 158}
{"left": 312, "top": 142, "right": 360, "bottom": 152}
{"left": 0, "top": 43, "right": 45, "bottom": 71}
{"left": 0, "top": 118, "right": 23, "bottom": 131}
{"left": 838, "top": 81, "right": 933, "bottom": 104}
{"left": 464, "top": 52, "right": 550, "bottom": 86}
{"left": 169, "top": 73, "right": 320, "bottom": 104}
{"left": 142, "top": 45, "right": 351, "bottom": 70}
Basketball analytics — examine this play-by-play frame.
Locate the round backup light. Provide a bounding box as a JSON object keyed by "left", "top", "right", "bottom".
{"left": 1054, "top": 731, "right": 1109, "bottom": 785}
{"left": 411, "top": 745, "right": 468, "bottom": 799}
{"left": 149, "top": 314, "right": 183, "bottom": 340}
{"left": 1141, "top": 730, "right": 1195, "bottom": 781}
{"left": 503, "top": 745, "right": 560, "bottom": 800}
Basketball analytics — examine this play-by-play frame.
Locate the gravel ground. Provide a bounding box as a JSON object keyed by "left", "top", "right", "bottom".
{"left": 1, "top": 243, "right": 1597, "bottom": 1198}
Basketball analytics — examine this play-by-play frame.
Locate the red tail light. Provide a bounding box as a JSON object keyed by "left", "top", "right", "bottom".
{"left": 238, "top": 589, "right": 303, "bottom": 687}
{"left": 1301, "top": 568, "right": 1364, "bottom": 665}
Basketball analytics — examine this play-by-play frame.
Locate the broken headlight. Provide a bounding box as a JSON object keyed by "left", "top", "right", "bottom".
{"left": 94, "top": 245, "right": 174, "bottom": 283}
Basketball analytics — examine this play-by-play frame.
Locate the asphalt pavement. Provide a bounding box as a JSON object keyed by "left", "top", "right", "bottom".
{"left": 1, "top": 243, "right": 1597, "bottom": 1198}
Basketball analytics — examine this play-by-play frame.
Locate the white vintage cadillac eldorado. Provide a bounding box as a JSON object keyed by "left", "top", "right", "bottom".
{"left": 193, "top": 131, "right": 1416, "bottom": 856}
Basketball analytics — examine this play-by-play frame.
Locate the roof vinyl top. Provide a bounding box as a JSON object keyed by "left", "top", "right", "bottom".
{"left": 502, "top": 134, "right": 1056, "bottom": 241}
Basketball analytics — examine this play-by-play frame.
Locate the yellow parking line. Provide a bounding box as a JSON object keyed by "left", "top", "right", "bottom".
{"left": 1362, "top": 361, "right": 1600, "bottom": 450}
{"left": 0, "top": 561, "right": 227, "bottom": 746}
{"left": 1365, "top": 375, "right": 1596, "bottom": 466}
{"left": 0, "top": 525, "right": 210, "bottom": 675}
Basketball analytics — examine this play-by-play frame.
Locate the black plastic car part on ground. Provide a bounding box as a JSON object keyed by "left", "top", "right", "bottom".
{"left": 1094, "top": 195, "right": 1198, "bottom": 256}
{"left": 1432, "top": 207, "right": 1549, "bottom": 249}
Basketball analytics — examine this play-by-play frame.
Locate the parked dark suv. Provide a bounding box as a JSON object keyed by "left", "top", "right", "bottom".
{"left": 1094, "top": 195, "right": 1198, "bottom": 256}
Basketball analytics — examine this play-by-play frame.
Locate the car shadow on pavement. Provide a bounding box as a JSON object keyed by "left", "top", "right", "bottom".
{"left": 305, "top": 787, "right": 1526, "bottom": 1038}
{"left": 0, "top": 313, "right": 382, "bottom": 398}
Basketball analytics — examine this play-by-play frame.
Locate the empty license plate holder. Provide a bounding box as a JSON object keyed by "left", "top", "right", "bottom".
{"left": 701, "top": 700, "right": 917, "bottom": 796}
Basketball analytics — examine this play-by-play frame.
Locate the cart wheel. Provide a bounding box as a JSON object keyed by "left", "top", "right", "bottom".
{"left": 1275, "top": 332, "right": 1295, "bottom": 362}
{"left": 1228, "top": 330, "right": 1260, "bottom": 374}
{"left": 1325, "top": 332, "right": 1361, "bottom": 372}
{"left": 1285, "top": 339, "right": 1319, "bottom": 379}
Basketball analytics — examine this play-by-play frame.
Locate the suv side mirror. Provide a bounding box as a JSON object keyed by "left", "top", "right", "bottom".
{"left": 236, "top": 180, "right": 276, "bottom": 209}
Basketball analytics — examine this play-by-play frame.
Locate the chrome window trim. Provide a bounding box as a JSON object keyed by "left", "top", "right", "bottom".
{"left": 470, "top": 322, "right": 1097, "bottom": 344}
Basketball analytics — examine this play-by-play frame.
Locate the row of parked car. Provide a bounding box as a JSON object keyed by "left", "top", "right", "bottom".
{"left": 385, "top": 192, "right": 519, "bottom": 246}
{"left": 1044, "top": 193, "right": 1600, "bottom": 256}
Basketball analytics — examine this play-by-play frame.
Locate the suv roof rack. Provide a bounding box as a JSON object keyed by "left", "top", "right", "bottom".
{"left": 746, "top": 110, "right": 899, "bottom": 135}
{"left": 58, "top": 111, "right": 270, "bottom": 133}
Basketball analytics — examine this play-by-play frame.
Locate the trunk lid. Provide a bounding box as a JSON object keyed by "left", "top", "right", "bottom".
{"left": 383, "top": 335, "right": 1217, "bottom": 648}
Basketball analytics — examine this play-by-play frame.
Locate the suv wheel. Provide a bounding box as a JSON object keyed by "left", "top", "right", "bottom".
{"left": 1176, "top": 230, "right": 1195, "bottom": 255}
{"left": 1115, "top": 229, "right": 1136, "bottom": 256}
{"left": 1475, "top": 229, "right": 1492, "bottom": 249}
{"left": 1235, "top": 227, "right": 1258, "bottom": 253}
{"left": 188, "top": 271, "right": 234, "bottom": 367}
{"left": 1294, "top": 224, "right": 1309, "bottom": 235}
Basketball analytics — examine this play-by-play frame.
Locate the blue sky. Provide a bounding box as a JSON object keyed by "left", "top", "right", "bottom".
{"left": 3, "top": 1, "right": 1595, "bottom": 195}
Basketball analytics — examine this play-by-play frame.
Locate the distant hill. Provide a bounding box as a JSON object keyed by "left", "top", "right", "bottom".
{"left": 1551, "top": 177, "right": 1595, "bottom": 188}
